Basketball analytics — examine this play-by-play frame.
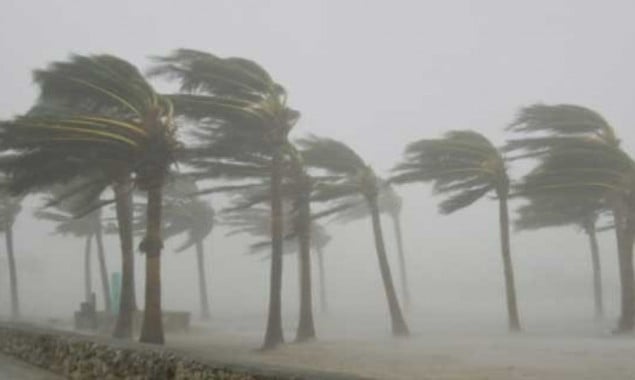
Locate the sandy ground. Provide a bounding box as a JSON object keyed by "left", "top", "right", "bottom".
{"left": 165, "top": 313, "right": 635, "bottom": 380}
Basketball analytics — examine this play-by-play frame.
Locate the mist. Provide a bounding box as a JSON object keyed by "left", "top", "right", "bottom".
{"left": 1, "top": 1, "right": 635, "bottom": 379}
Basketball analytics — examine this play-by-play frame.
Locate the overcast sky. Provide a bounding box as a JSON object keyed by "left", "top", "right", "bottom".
{"left": 1, "top": 0, "right": 634, "bottom": 334}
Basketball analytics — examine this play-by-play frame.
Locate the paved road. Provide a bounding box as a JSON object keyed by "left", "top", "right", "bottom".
{"left": 0, "top": 353, "right": 62, "bottom": 380}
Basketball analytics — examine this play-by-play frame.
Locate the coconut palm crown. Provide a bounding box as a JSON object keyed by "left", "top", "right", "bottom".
{"left": 392, "top": 130, "right": 521, "bottom": 331}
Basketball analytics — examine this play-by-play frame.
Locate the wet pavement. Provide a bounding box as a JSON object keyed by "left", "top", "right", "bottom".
{"left": 0, "top": 353, "right": 62, "bottom": 379}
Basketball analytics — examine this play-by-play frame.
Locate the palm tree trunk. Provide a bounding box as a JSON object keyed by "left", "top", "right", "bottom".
{"left": 94, "top": 220, "right": 112, "bottom": 313}
{"left": 498, "top": 195, "right": 521, "bottom": 332}
{"left": 585, "top": 224, "right": 604, "bottom": 319}
{"left": 368, "top": 197, "right": 409, "bottom": 336}
{"left": 316, "top": 247, "right": 328, "bottom": 313}
{"left": 195, "top": 240, "right": 211, "bottom": 321}
{"left": 84, "top": 235, "right": 93, "bottom": 303}
{"left": 390, "top": 212, "right": 410, "bottom": 309}
{"left": 6, "top": 221, "right": 19, "bottom": 320}
{"left": 127, "top": 183, "right": 137, "bottom": 311}
{"left": 139, "top": 186, "right": 165, "bottom": 344}
{"left": 613, "top": 201, "right": 635, "bottom": 333}
{"left": 262, "top": 150, "right": 285, "bottom": 350}
{"left": 113, "top": 178, "right": 136, "bottom": 339}
{"left": 295, "top": 191, "right": 316, "bottom": 342}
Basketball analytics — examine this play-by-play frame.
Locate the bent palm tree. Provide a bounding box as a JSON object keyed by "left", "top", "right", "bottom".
{"left": 151, "top": 50, "right": 299, "bottom": 349}
{"left": 393, "top": 130, "right": 521, "bottom": 332}
{"left": 506, "top": 104, "right": 635, "bottom": 333}
{"left": 514, "top": 194, "right": 606, "bottom": 318}
{"left": 334, "top": 184, "right": 411, "bottom": 308}
{"left": 299, "top": 136, "right": 410, "bottom": 336}
{"left": 0, "top": 54, "right": 179, "bottom": 344}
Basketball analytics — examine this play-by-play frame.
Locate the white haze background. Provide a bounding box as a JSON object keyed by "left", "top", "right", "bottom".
{"left": 0, "top": 0, "right": 634, "bottom": 338}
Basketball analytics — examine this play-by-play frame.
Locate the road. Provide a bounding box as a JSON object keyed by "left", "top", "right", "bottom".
{"left": 0, "top": 353, "right": 62, "bottom": 380}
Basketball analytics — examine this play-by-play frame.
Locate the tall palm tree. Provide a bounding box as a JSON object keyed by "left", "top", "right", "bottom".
{"left": 0, "top": 188, "right": 22, "bottom": 320}
{"left": 222, "top": 167, "right": 319, "bottom": 343}
{"left": 150, "top": 49, "right": 299, "bottom": 349}
{"left": 298, "top": 135, "right": 410, "bottom": 336}
{"left": 287, "top": 149, "right": 316, "bottom": 342}
{"left": 334, "top": 184, "right": 411, "bottom": 308}
{"left": 514, "top": 194, "right": 606, "bottom": 318}
{"left": 0, "top": 54, "right": 179, "bottom": 344}
{"left": 393, "top": 130, "right": 521, "bottom": 332}
{"left": 506, "top": 104, "right": 635, "bottom": 333}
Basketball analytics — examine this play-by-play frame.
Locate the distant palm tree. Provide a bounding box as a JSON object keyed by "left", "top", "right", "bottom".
{"left": 307, "top": 222, "right": 331, "bottom": 314}
{"left": 299, "top": 135, "right": 410, "bottom": 336}
{"left": 393, "top": 130, "right": 521, "bottom": 331}
{"left": 334, "top": 184, "right": 411, "bottom": 308}
{"left": 36, "top": 203, "right": 112, "bottom": 313}
{"left": 514, "top": 194, "right": 606, "bottom": 318}
{"left": 151, "top": 50, "right": 299, "bottom": 349}
{"left": 161, "top": 179, "right": 215, "bottom": 320}
{"left": 0, "top": 54, "right": 179, "bottom": 344}
{"left": 0, "top": 187, "right": 22, "bottom": 320}
{"left": 506, "top": 104, "right": 635, "bottom": 333}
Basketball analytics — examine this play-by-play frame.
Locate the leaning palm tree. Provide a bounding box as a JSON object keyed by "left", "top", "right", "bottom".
{"left": 150, "top": 49, "right": 299, "bottom": 349}
{"left": 298, "top": 135, "right": 410, "bottom": 336}
{"left": 506, "top": 104, "right": 635, "bottom": 333}
{"left": 334, "top": 184, "right": 411, "bottom": 308}
{"left": 0, "top": 187, "right": 22, "bottom": 320}
{"left": 393, "top": 130, "right": 521, "bottom": 332}
{"left": 0, "top": 54, "right": 179, "bottom": 344}
{"left": 514, "top": 194, "right": 606, "bottom": 318}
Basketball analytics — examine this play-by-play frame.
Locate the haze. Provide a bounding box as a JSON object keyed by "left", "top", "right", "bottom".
{"left": 1, "top": 1, "right": 635, "bottom": 379}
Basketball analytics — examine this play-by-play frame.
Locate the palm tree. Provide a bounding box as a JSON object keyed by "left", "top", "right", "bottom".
{"left": 222, "top": 170, "right": 319, "bottom": 342}
{"left": 334, "top": 184, "right": 411, "bottom": 308}
{"left": 150, "top": 49, "right": 299, "bottom": 349}
{"left": 0, "top": 54, "right": 179, "bottom": 344}
{"left": 514, "top": 194, "right": 606, "bottom": 318}
{"left": 298, "top": 135, "right": 410, "bottom": 336}
{"left": 36, "top": 202, "right": 112, "bottom": 313}
{"left": 0, "top": 188, "right": 22, "bottom": 320}
{"left": 393, "top": 130, "right": 521, "bottom": 332}
{"left": 287, "top": 149, "right": 316, "bottom": 342}
{"left": 161, "top": 179, "right": 215, "bottom": 320}
{"left": 506, "top": 104, "right": 635, "bottom": 333}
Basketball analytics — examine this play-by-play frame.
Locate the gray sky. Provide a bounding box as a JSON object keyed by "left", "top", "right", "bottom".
{"left": 1, "top": 0, "right": 634, "bottom": 333}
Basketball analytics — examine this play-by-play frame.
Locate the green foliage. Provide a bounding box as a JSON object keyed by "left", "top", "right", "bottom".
{"left": 506, "top": 104, "right": 635, "bottom": 200}
{"left": 514, "top": 193, "right": 604, "bottom": 232}
{"left": 34, "top": 177, "right": 107, "bottom": 237}
{"left": 392, "top": 130, "right": 506, "bottom": 214}
{"left": 150, "top": 49, "right": 299, "bottom": 173}
{"left": 297, "top": 135, "right": 380, "bottom": 210}
{"left": 0, "top": 54, "right": 179, "bottom": 195}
